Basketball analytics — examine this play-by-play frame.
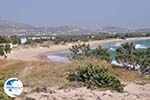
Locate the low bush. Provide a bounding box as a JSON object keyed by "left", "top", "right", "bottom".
{"left": 67, "top": 64, "right": 124, "bottom": 92}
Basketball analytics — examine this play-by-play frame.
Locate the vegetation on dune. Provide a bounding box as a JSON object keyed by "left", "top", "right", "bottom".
{"left": 115, "top": 43, "right": 150, "bottom": 74}
{"left": 90, "top": 46, "right": 110, "bottom": 62}
{"left": 67, "top": 64, "right": 124, "bottom": 92}
{"left": 0, "top": 43, "right": 12, "bottom": 58}
{"left": 69, "top": 44, "right": 90, "bottom": 60}
{"left": 69, "top": 43, "right": 110, "bottom": 62}
{"left": 10, "top": 35, "right": 21, "bottom": 44}
{"left": 0, "top": 36, "right": 12, "bottom": 58}
{"left": 0, "top": 36, "right": 11, "bottom": 43}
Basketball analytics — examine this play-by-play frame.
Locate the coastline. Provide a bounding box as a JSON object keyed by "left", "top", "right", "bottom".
{"left": 7, "top": 37, "right": 150, "bottom": 61}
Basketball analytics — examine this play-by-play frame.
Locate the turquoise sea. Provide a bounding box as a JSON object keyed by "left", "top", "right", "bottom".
{"left": 132, "top": 39, "right": 150, "bottom": 46}
{"left": 107, "top": 39, "right": 150, "bottom": 60}
{"left": 47, "top": 39, "right": 150, "bottom": 62}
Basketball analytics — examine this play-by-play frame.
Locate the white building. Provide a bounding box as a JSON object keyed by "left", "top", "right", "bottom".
{"left": 20, "top": 37, "right": 28, "bottom": 44}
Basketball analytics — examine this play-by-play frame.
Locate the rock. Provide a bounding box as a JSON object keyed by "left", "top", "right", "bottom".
{"left": 62, "top": 96, "right": 69, "bottom": 100}
{"left": 47, "top": 88, "right": 56, "bottom": 94}
{"left": 96, "top": 96, "right": 102, "bottom": 100}
{"left": 143, "top": 84, "right": 150, "bottom": 91}
{"left": 25, "top": 97, "right": 36, "bottom": 100}
{"left": 34, "top": 86, "right": 47, "bottom": 93}
{"left": 49, "top": 90, "right": 56, "bottom": 94}
{"left": 52, "top": 97, "right": 57, "bottom": 100}
{"left": 77, "top": 97, "right": 85, "bottom": 100}
{"left": 40, "top": 95, "right": 49, "bottom": 100}
{"left": 24, "top": 87, "right": 32, "bottom": 94}
{"left": 63, "top": 88, "right": 71, "bottom": 93}
{"left": 123, "top": 93, "right": 130, "bottom": 97}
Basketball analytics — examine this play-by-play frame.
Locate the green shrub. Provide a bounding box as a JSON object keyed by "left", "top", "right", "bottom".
{"left": 67, "top": 64, "right": 124, "bottom": 92}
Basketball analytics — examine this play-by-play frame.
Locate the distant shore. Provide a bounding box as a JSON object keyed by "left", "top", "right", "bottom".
{"left": 7, "top": 37, "right": 150, "bottom": 61}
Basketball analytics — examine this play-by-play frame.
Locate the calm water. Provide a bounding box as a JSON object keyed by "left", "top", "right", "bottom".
{"left": 47, "top": 39, "right": 150, "bottom": 62}
{"left": 47, "top": 51, "right": 69, "bottom": 62}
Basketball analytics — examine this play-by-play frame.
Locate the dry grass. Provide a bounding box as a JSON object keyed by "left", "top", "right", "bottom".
{"left": 0, "top": 59, "right": 149, "bottom": 89}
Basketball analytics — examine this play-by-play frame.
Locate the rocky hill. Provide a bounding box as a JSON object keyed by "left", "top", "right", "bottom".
{"left": 0, "top": 20, "right": 91, "bottom": 35}
{"left": 0, "top": 20, "right": 150, "bottom": 35}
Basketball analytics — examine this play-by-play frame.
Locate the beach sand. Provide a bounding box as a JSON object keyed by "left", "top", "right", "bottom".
{"left": 7, "top": 37, "right": 150, "bottom": 61}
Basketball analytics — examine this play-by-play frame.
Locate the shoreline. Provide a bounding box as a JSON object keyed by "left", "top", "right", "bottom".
{"left": 7, "top": 37, "right": 150, "bottom": 61}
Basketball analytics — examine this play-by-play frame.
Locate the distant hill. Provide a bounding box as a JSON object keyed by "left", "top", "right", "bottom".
{"left": 0, "top": 20, "right": 150, "bottom": 35}
{"left": 0, "top": 20, "right": 91, "bottom": 35}
{"left": 37, "top": 26, "right": 92, "bottom": 35}
{"left": 96, "top": 26, "right": 130, "bottom": 33}
{"left": 0, "top": 20, "right": 36, "bottom": 35}
{"left": 134, "top": 28, "right": 150, "bottom": 32}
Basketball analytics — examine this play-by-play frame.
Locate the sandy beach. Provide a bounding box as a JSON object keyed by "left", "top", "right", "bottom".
{"left": 7, "top": 37, "right": 150, "bottom": 61}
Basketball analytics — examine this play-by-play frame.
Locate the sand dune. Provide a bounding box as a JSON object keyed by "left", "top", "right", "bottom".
{"left": 16, "top": 82, "right": 150, "bottom": 100}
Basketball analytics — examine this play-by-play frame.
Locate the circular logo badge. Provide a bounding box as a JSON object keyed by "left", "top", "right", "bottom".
{"left": 4, "top": 78, "right": 23, "bottom": 97}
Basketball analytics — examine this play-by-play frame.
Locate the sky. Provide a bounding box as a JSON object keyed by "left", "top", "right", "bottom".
{"left": 0, "top": 0, "right": 150, "bottom": 29}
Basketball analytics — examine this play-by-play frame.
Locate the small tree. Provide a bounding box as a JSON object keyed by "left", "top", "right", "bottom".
{"left": 69, "top": 43, "right": 90, "bottom": 60}
{"left": 91, "top": 46, "right": 110, "bottom": 62}
{"left": 140, "top": 48, "right": 150, "bottom": 74}
{"left": 0, "top": 44, "right": 11, "bottom": 58}
{"left": 115, "top": 43, "right": 136, "bottom": 69}
{"left": 69, "top": 44, "right": 110, "bottom": 62}
{"left": 115, "top": 42, "right": 150, "bottom": 74}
